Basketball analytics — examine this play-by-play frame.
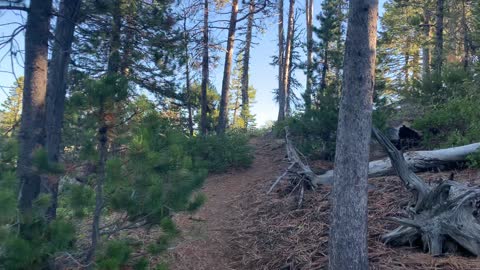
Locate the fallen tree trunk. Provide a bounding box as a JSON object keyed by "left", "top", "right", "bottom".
{"left": 312, "top": 141, "right": 480, "bottom": 186}
{"left": 372, "top": 127, "right": 480, "bottom": 257}
{"left": 271, "top": 127, "right": 480, "bottom": 256}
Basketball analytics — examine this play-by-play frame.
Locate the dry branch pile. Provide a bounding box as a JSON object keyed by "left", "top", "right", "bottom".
{"left": 229, "top": 142, "right": 480, "bottom": 269}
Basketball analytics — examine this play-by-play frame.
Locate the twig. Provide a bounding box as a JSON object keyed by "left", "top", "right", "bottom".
{"left": 267, "top": 162, "right": 295, "bottom": 194}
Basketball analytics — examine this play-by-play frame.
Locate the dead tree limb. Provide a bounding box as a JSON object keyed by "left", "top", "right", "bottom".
{"left": 372, "top": 127, "right": 480, "bottom": 257}
{"left": 312, "top": 140, "right": 480, "bottom": 186}
{"left": 267, "top": 127, "right": 322, "bottom": 194}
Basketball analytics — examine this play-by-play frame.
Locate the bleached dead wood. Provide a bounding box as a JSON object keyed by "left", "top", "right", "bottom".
{"left": 312, "top": 141, "right": 480, "bottom": 186}
{"left": 371, "top": 127, "right": 480, "bottom": 257}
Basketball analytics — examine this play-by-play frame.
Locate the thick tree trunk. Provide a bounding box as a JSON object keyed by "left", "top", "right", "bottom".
{"left": 17, "top": 0, "right": 53, "bottom": 212}
{"left": 328, "top": 1, "right": 378, "bottom": 270}
{"left": 422, "top": 6, "right": 431, "bottom": 79}
{"left": 200, "top": 0, "right": 209, "bottom": 135}
{"left": 433, "top": 0, "right": 444, "bottom": 75}
{"left": 372, "top": 128, "right": 480, "bottom": 257}
{"left": 44, "top": 0, "right": 82, "bottom": 220}
{"left": 277, "top": 0, "right": 285, "bottom": 121}
{"left": 217, "top": 0, "right": 239, "bottom": 134}
{"left": 304, "top": 0, "right": 313, "bottom": 112}
{"left": 240, "top": 0, "right": 254, "bottom": 128}
{"left": 280, "top": 0, "right": 295, "bottom": 119}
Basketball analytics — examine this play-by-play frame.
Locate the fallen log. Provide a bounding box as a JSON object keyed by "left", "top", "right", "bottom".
{"left": 312, "top": 141, "right": 480, "bottom": 186}
{"left": 372, "top": 127, "right": 480, "bottom": 256}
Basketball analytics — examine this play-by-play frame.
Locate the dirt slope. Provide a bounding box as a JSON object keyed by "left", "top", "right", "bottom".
{"left": 166, "top": 136, "right": 285, "bottom": 270}
{"left": 166, "top": 136, "right": 480, "bottom": 270}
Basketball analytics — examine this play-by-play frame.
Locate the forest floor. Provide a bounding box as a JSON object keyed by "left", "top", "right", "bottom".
{"left": 162, "top": 135, "right": 480, "bottom": 270}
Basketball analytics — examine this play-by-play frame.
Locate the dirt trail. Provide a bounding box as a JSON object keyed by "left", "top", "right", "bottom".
{"left": 167, "top": 137, "right": 285, "bottom": 270}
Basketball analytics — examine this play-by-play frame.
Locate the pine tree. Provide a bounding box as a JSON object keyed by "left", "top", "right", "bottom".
{"left": 0, "top": 77, "right": 23, "bottom": 137}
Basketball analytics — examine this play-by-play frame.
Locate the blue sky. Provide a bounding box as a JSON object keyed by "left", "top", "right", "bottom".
{"left": 0, "top": 0, "right": 386, "bottom": 127}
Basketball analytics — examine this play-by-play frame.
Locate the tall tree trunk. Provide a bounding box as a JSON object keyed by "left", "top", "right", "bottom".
{"left": 121, "top": 2, "right": 136, "bottom": 76}
{"left": 404, "top": 37, "right": 411, "bottom": 88}
{"left": 277, "top": 0, "right": 285, "bottom": 121}
{"left": 86, "top": 103, "right": 108, "bottom": 266}
{"left": 240, "top": 0, "right": 255, "bottom": 128}
{"left": 17, "top": 0, "right": 53, "bottom": 212}
{"left": 433, "top": 0, "right": 444, "bottom": 75}
{"left": 88, "top": 2, "right": 122, "bottom": 263}
{"left": 279, "top": 0, "right": 295, "bottom": 120}
{"left": 217, "top": 0, "right": 239, "bottom": 134}
{"left": 304, "top": 0, "right": 313, "bottom": 112}
{"left": 320, "top": 42, "right": 329, "bottom": 93}
{"left": 200, "top": 0, "right": 209, "bottom": 135}
{"left": 44, "top": 0, "right": 82, "bottom": 220}
{"left": 328, "top": 0, "right": 378, "bottom": 269}
{"left": 183, "top": 15, "right": 194, "bottom": 136}
{"left": 108, "top": 2, "right": 122, "bottom": 74}
{"left": 461, "top": 0, "right": 470, "bottom": 70}
{"left": 422, "top": 6, "right": 431, "bottom": 79}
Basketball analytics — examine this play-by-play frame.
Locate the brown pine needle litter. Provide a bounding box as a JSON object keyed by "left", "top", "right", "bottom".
{"left": 227, "top": 151, "right": 480, "bottom": 269}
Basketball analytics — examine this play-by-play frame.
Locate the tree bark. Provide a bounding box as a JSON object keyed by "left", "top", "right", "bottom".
{"left": 279, "top": 0, "right": 295, "bottom": 120}
{"left": 328, "top": 1, "right": 378, "bottom": 270}
{"left": 17, "top": 0, "right": 53, "bottom": 212}
{"left": 304, "top": 0, "right": 313, "bottom": 112}
{"left": 277, "top": 0, "right": 285, "bottom": 121}
{"left": 183, "top": 14, "right": 194, "bottom": 136}
{"left": 44, "top": 0, "right": 82, "bottom": 220}
{"left": 240, "top": 0, "right": 255, "bottom": 128}
{"left": 200, "top": 0, "right": 209, "bottom": 135}
{"left": 433, "top": 0, "right": 444, "bottom": 75}
{"left": 108, "top": 1, "right": 122, "bottom": 74}
{"left": 422, "top": 5, "right": 431, "bottom": 79}
{"left": 217, "top": 0, "right": 239, "bottom": 134}
{"left": 320, "top": 41, "right": 329, "bottom": 93}
{"left": 461, "top": 0, "right": 470, "bottom": 70}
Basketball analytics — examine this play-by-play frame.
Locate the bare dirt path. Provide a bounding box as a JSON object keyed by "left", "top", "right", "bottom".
{"left": 166, "top": 136, "right": 285, "bottom": 270}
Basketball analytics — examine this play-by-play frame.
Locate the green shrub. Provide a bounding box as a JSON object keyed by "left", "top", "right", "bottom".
{"left": 190, "top": 130, "right": 254, "bottom": 173}
{"left": 97, "top": 240, "right": 132, "bottom": 270}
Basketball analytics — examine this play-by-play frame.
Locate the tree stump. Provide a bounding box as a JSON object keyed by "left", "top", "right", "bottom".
{"left": 372, "top": 127, "right": 480, "bottom": 257}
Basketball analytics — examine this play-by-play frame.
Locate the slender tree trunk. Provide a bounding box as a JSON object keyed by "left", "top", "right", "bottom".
{"left": 320, "top": 42, "right": 329, "bottom": 92}
{"left": 304, "top": 0, "right": 313, "bottom": 112}
{"left": 200, "top": 0, "right": 209, "bottom": 135}
{"left": 277, "top": 0, "right": 285, "bottom": 121}
{"left": 280, "top": 0, "right": 295, "bottom": 119}
{"left": 88, "top": 2, "right": 122, "bottom": 263}
{"left": 433, "top": 0, "right": 444, "bottom": 75}
{"left": 461, "top": 0, "right": 470, "bottom": 70}
{"left": 44, "top": 0, "right": 82, "bottom": 220}
{"left": 86, "top": 104, "right": 108, "bottom": 266}
{"left": 183, "top": 16, "right": 194, "bottom": 136}
{"left": 108, "top": 2, "right": 122, "bottom": 74}
{"left": 121, "top": 2, "right": 135, "bottom": 76}
{"left": 328, "top": 0, "right": 378, "bottom": 269}
{"left": 17, "top": 0, "right": 53, "bottom": 212}
{"left": 217, "top": 0, "right": 239, "bottom": 134}
{"left": 422, "top": 6, "right": 431, "bottom": 79}
{"left": 240, "top": 0, "right": 255, "bottom": 128}
{"left": 404, "top": 38, "right": 411, "bottom": 88}
{"left": 232, "top": 91, "right": 240, "bottom": 126}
